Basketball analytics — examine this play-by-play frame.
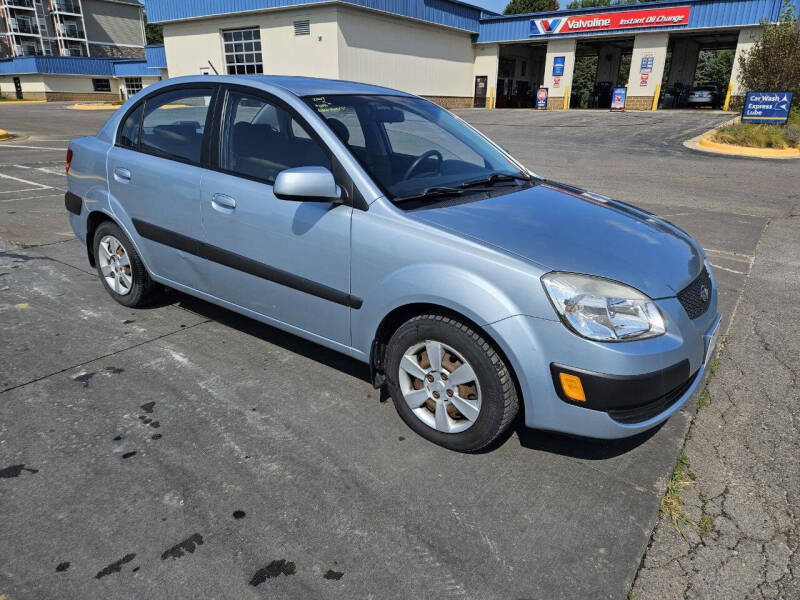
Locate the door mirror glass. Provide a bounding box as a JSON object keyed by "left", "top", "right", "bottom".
{"left": 274, "top": 166, "right": 342, "bottom": 203}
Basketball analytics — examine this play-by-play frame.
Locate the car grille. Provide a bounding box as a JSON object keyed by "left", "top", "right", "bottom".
{"left": 677, "top": 267, "right": 712, "bottom": 320}
{"left": 609, "top": 371, "right": 698, "bottom": 424}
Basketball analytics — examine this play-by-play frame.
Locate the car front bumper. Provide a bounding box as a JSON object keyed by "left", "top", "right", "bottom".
{"left": 485, "top": 294, "right": 721, "bottom": 439}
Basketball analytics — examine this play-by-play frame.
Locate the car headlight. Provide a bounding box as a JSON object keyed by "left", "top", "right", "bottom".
{"left": 541, "top": 272, "right": 665, "bottom": 342}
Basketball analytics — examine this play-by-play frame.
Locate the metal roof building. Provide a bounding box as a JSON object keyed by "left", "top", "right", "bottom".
{"left": 2, "top": 0, "right": 793, "bottom": 108}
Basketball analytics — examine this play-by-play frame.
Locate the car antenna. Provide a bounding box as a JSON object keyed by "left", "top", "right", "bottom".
{"left": 207, "top": 61, "right": 219, "bottom": 75}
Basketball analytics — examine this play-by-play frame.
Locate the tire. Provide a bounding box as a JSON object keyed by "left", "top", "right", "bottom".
{"left": 93, "top": 221, "right": 158, "bottom": 307}
{"left": 384, "top": 313, "right": 519, "bottom": 452}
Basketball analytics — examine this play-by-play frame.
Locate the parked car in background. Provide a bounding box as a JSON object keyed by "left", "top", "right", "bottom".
{"left": 685, "top": 85, "right": 721, "bottom": 109}
{"left": 65, "top": 75, "right": 720, "bottom": 452}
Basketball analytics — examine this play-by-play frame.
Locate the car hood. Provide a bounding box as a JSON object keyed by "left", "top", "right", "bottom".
{"left": 407, "top": 182, "right": 703, "bottom": 298}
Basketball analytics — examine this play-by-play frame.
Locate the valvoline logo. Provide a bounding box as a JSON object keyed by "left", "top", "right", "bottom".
{"left": 531, "top": 18, "right": 563, "bottom": 35}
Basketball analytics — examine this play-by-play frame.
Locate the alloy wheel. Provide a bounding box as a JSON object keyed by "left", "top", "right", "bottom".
{"left": 97, "top": 234, "right": 133, "bottom": 296}
{"left": 397, "top": 340, "right": 482, "bottom": 434}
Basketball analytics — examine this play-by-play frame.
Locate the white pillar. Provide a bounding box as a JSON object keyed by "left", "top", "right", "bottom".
{"left": 473, "top": 43, "right": 499, "bottom": 108}
{"left": 543, "top": 38, "right": 576, "bottom": 109}
{"left": 730, "top": 27, "right": 762, "bottom": 97}
{"left": 627, "top": 32, "right": 669, "bottom": 110}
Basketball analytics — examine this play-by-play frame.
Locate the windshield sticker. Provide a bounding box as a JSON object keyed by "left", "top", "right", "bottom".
{"left": 310, "top": 97, "right": 346, "bottom": 114}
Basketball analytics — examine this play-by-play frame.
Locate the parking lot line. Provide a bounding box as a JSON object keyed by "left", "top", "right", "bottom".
{"left": 35, "top": 167, "right": 66, "bottom": 176}
{"left": 0, "top": 171, "right": 51, "bottom": 189}
{"left": 708, "top": 262, "right": 748, "bottom": 275}
{"left": 0, "top": 144, "right": 65, "bottom": 151}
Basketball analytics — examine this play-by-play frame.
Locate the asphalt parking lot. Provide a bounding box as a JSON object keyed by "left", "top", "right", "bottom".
{"left": 1, "top": 103, "right": 797, "bottom": 599}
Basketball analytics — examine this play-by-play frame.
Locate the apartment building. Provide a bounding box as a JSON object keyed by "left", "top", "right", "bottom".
{"left": 0, "top": 0, "right": 145, "bottom": 59}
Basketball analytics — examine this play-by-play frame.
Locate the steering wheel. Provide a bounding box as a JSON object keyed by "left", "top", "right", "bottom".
{"left": 403, "top": 150, "right": 443, "bottom": 180}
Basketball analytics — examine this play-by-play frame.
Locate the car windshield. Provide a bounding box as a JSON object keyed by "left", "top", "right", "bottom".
{"left": 303, "top": 94, "right": 527, "bottom": 201}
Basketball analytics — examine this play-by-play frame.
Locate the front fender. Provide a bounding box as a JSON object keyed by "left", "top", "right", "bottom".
{"left": 352, "top": 263, "right": 523, "bottom": 356}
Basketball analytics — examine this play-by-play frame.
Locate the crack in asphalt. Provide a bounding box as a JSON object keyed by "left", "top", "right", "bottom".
{"left": 631, "top": 209, "right": 800, "bottom": 599}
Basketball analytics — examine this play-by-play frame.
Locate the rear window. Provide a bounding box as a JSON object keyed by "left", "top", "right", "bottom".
{"left": 140, "top": 88, "right": 214, "bottom": 164}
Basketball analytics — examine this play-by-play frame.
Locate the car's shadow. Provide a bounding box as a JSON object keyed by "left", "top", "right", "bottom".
{"left": 160, "top": 288, "right": 659, "bottom": 460}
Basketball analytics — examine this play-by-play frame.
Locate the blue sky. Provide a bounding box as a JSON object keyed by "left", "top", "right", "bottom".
{"left": 470, "top": 0, "right": 510, "bottom": 13}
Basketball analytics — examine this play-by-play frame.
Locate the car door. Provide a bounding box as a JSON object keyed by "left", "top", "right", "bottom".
{"left": 107, "top": 84, "right": 218, "bottom": 291}
{"left": 198, "top": 86, "right": 352, "bottom": 345}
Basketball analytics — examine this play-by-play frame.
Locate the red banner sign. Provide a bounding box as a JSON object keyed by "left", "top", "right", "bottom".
{"left": 531, "top": 6, "right": 691, "bottom": 35}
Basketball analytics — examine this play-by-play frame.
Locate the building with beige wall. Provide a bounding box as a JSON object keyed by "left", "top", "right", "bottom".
{"left": 128, "top": 0, "right": 794, "bottom": 110}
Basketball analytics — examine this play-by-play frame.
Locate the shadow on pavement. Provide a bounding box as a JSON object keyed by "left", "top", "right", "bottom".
{"left": 160, "top": 288, "right": 659, "bottom": 460}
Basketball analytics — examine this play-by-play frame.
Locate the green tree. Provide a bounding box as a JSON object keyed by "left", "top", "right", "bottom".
{"left": 144, "top": 11, "right": 163, "bottom": 45}
{"left": 571, "top": 55, "right": 598, "bottom": 107}
{"left": 737, "top": 0, "right": 800, "bottom": 99}
{"left": 694, "top": 49, "right": 734, "bottom": 92}
{"left": 503, "top": 0, "right": 559, "bottom": 14}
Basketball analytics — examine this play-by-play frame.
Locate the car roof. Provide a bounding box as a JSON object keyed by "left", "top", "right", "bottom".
{"left": 238, "top": 75, "right": 412, "bottom": 97}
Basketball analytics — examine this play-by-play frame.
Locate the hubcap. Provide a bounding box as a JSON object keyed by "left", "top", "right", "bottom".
{"left": 398, "top": 340, "right": 481, "bottom": 434}
{"left": 97, "top": 235, "right": 133, "bottom": 296}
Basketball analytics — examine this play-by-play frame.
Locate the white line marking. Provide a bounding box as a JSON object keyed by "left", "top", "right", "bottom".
{"left": 1, "top": 192, "right": 62, "bottom": 203}
{"left": 12, "top": 164, "right": 31, "bottom": 169}
{"left": 709, "top": 262, "right": 748, "bottom": 275}
{"left": 0, "top": 171, "right": 50, "bottom": 189}
{"left": 36, "top": 167, "right": 66, "bottom": 176}
{"left": 0, "top": 144, "right": 65, "bottom": 151}
{"left": 0, "top": 187, "right": 45, "bottom": 194}
{"left": 704, "top": 247, "right": 755, "bottom": 263}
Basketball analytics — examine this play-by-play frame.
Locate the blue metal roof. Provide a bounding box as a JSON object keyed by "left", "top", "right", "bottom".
{"left": 477, "top": 0, "right": 785, "bottom": 43}
{"left": 145, "top": 44, "right": 167, "bottom": 68}
{"left": 0, "top": 55, "right": 159, "bottom": 77}
{"left": 144, "top": 0, "right": 487, "bottom": 32}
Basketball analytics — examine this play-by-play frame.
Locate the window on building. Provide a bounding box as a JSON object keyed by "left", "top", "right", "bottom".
{"left": 92, "top": 78, "right": 111, "bottom": 92}
{"left": 140, "top": 88, "right": 214, "bottom": 164}
{"left": 293, "top": 20, "right": 310, "bottom": 36}
{"left": 125, "top": 77, "right": 142, "bottom": 97}
{"left": 222, "top": 28, "right": 263, "bottom": 75}
{"left": 221, "top": 90, "right": 329, "bottom": 182}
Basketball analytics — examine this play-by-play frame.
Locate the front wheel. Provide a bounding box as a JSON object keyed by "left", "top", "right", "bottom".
{"left": 384, "top": 313, "right": 519, "bottom": 452}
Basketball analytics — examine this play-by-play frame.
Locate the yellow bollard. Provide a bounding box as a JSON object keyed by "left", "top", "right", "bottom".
{"left": 651, "top": 83, "right": 660, "bottom": 111}
{"left": 563, "top": 86, "right": 569, "bottom": 110}
{"left": 489, "top": 86, "right": 494, "bottom": 110}
{"left": 723, "top": 81, "right": 733, "bottom": 111}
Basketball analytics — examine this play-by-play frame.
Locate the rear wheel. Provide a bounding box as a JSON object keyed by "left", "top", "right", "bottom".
{"left": 384, "top": 313, "right": 519, "bottom": 452}
{"left": 93, "top": 221, "right": 157, "bottom": 307}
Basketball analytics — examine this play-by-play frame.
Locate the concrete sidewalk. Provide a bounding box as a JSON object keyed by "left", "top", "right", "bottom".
{"left": 632, "top": 206, "right": 800, "bottom": 598}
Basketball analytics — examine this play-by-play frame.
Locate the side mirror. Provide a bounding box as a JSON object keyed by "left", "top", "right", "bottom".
{"left": 273, "top": 166, "right": 343, "bottom": 203}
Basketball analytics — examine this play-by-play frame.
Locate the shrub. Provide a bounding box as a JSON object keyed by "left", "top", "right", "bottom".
{"left": 712, "top": 122, "right": 793, "bottom": 148}
{"left": 737, "top": 1, "right": 800, "bottom": 100}
{"left": 785, "top": 124, "right": 800, "bottom": 146}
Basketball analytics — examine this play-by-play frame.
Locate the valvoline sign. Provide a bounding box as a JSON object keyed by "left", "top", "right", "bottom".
{"left": 530, "top": 6, "right": 691, "bottom": 35}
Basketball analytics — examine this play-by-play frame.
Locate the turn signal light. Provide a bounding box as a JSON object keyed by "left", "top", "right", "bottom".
{"left": 65, "top": 148, "right": 73, "bottom": 174}
{"left": 558, "top": 372, "right": 586, "bottom": 403}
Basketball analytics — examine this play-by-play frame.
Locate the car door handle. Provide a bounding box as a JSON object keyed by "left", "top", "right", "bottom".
{"left": 211, "top": 193, "right": 236, "bottom": 211}
{"left": 113, "top": 167, "right": 131, "bottom": 183}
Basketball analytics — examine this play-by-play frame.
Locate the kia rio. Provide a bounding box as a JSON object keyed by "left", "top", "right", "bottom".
{"left": 65, "top": 76, "right": 720, "bottom": 452}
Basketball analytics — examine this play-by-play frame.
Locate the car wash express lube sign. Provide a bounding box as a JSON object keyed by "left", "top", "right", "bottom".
{"left": 531, "top": 6, "right": 691, "bottom": 35}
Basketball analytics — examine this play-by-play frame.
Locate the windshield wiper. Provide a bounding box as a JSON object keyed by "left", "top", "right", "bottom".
{"left": 460, "top": 172, "right": 531, "bottom": 189}
{"left": 394, "top": 186, "right": 464, "bottom": 204}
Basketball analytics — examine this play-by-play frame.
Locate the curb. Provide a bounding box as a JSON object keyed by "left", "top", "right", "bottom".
{"left": 0, "top": 129, "right": 9, "bottom": 141}
{"left": 0, "top": 100, "right": 47, "bottom": 105}
{"left": 697, "top": 136, "right": 800, "bottom": 159}
{"left": 70, "top": 103, "right": 120, "bottom": 110}
{"left": 683, "top": 117, "right": 800, "bottom": 160}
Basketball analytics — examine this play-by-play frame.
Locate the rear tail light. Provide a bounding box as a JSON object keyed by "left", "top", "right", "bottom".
{"left": 65, "top": 148, "right": 73, "bottom": 174}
